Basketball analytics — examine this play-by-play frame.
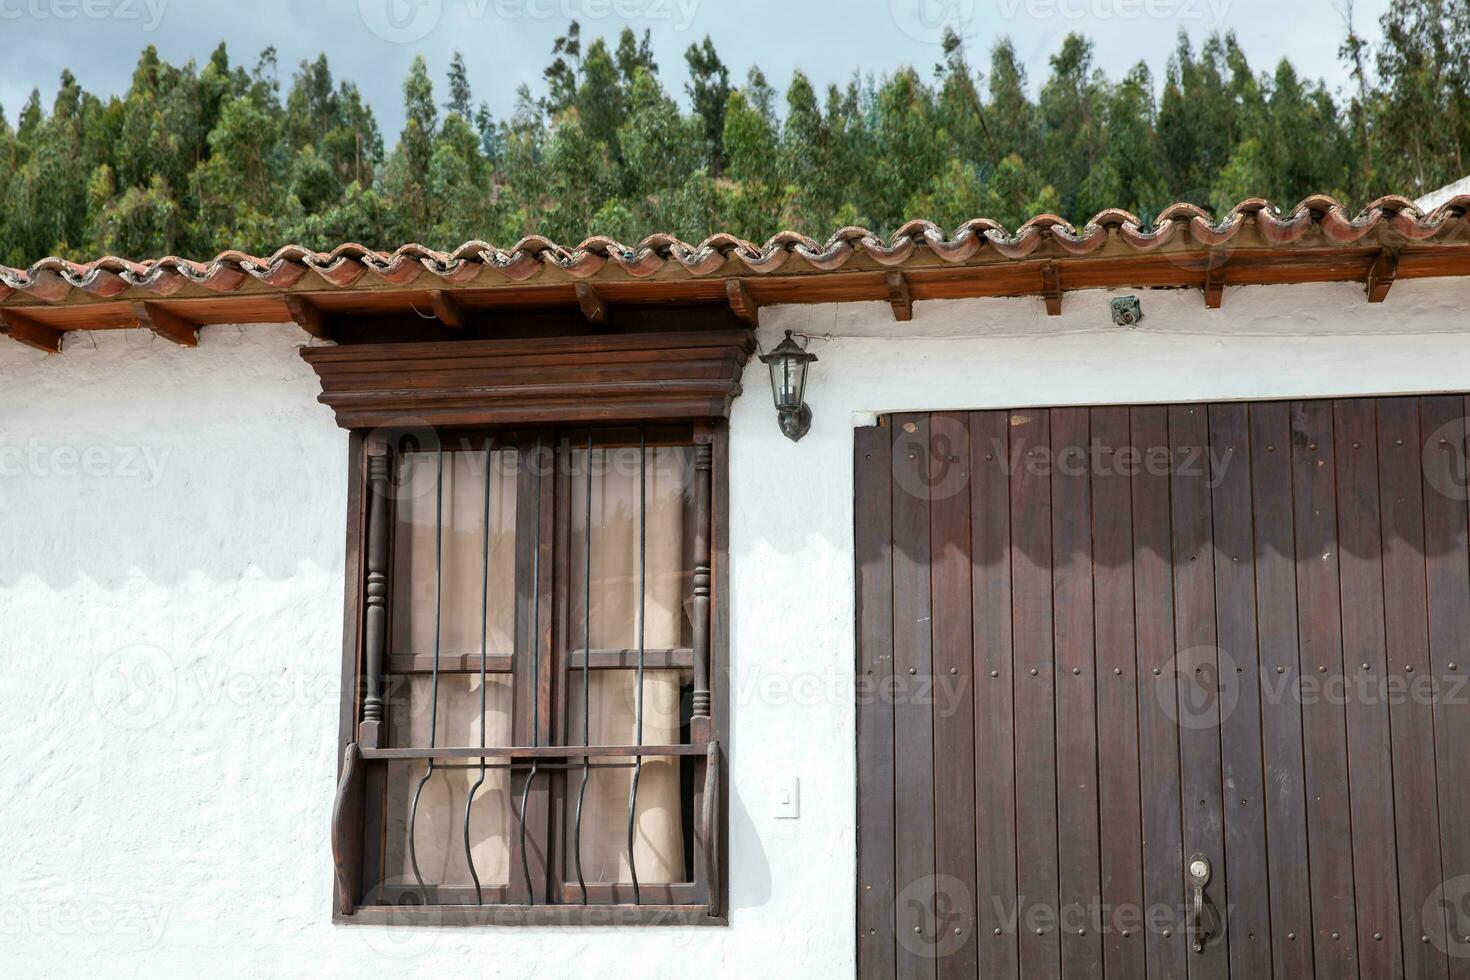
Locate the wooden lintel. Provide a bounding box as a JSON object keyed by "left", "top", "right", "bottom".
{"left": 1041, "top": 261, "right": 1062, "bottom": 316}
{"left": 284, "top": 294, "right": 332, "bottom": 340}
{"left": 1366, "top": 248, "right": 1399, "bottom": 303}
{"left": 575, "top": 281, "right": 611, "bottom": 326}
{"left": 132, "top": 302, "right": 199, "bottom": 347}
{"left": 885, "top": 271, "right": 913, "bottom": 322}
{"left": 0, "top": 308, "right": 64, "bottom": 353}
{"left": 725, "top": 279, "right": 759, "bottom": 327}
{"left": 1204, "top": 256, "right": 1226, "bottom": 309}
{"left": 427, "top": 289, "right": 466, "bottom": 329}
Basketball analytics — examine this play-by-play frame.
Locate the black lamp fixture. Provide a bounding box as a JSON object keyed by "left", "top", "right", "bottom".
{"left": 759, "top": 330, "right": 818, "bottom": 442}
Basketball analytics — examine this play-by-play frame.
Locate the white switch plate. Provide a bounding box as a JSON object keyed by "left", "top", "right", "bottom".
{"left": 773, "top": 777, "right": 800, "bottom": 819}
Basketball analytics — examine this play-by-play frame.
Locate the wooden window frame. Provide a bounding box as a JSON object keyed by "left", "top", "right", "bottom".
{"left": 315, "top": 331, "right": 747, "bottom": 927}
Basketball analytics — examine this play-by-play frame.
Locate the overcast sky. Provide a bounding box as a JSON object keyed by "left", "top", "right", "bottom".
{"left": 1, "top": 0, "right": 1392, "bottom": 135}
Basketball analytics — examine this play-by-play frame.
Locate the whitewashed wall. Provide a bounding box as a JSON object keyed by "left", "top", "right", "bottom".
{"left": 1, "top": 279, "right": 1467, "bottom": 977}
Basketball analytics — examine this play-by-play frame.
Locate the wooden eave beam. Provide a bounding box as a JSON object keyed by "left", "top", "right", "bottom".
{"left": 132, "top": 302, "right": 199, "bottom": 347}
{"left": 725, "top": 279, "right": 759, "bottom": 327}
{"left": 1366, "top": 247, "right": 1399, "bottom": 303}
{"left": 0, "top": 308, "right": 64, "bottom": 353}
{"left": 886, "top": 271, "right": 913, "bottom": 322}
{"left": 575, "top": 282, "right": 611, "bottom": 327}
{"left": 1041, "top": 261, "right": 1063, "bottom": 316}
{"left": 284, "top": 294, "right": 332, "bottom": 340}
{"left": 9, "top": 244, "right": 1470, "bottom": 342}
{"left": 427, "top": 289, "right": 467, "bottom": 329}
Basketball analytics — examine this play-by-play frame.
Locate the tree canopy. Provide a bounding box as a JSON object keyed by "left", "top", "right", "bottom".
{"left": 2, "top": 1, "right": 1467, "bottom": 267}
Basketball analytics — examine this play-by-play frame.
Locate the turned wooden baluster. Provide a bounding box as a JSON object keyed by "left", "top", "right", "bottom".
{"left": 691, "top": 436, "right": 713, "bottom": 743}
{"left": 359, "top": 449, "right": 392, "bottom": 749}
{"left": 333, "top": 445, "right": 392, "bottom": 915}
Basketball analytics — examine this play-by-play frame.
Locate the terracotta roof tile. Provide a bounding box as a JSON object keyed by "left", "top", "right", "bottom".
{"left": 1, "top": 196, "right": 1467, "bottom": 305}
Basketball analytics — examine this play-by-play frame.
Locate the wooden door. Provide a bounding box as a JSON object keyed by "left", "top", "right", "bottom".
{"left": 856, "top": 399, "right": 1470, "bottom": 980}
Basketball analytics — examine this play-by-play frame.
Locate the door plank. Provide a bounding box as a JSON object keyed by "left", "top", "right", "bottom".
{"left": 1168, "top": 404, "right": 1229, "bottom": 980}
{"left": 1420, "top": 396, "right": 1470, "bottom": 975}
{"left": 1050, "top": 407, "right": 1103, "bottom": 980}
{"left": 971, "top": 410, "right": 1020, "bottom": 980}
{"left": 891, "top": 413, "right": 938, "bottom": 980}
{"left": 1250, "top": 401, "right": 1316, "bottom": 979}
{"left": 856, "top": 423, "right": 897, "bottom": 980}
{"left": 1010, "top": 408, "right": 1061, "bottom": 980}
{"left": 1333, "top": 398, "right": 1404, "bottom": 979}
{"left": 927, "top": 413, "right": 979, "bottom": 979}
{"left": 1131, "top": 405, "right": 1188, "bottom": 980}
{"left": 1377, "top": 397, "right": 1450, "bottom": 979}
{"left": 1289, "top": 399, "right": 1359, "bottom": 978}
{"left": 1207, "top": 402, "right": 1273, "bottom": 978}
{"left": 1090, "top": 406, "right": 1146, "bottom": 980}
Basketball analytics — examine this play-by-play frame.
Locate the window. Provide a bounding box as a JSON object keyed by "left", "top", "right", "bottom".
{"left": 311, "top": 330, "right": 750, "bottom": 925}
{"left": 330, "top": 424, "right": 725, "bottom": 924}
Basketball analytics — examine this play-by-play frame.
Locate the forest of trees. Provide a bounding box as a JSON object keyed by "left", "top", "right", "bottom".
{"left": 1, "top": 0, "right": 1468, "bottom": 267}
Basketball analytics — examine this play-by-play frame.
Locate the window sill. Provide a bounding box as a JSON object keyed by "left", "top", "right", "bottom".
{"left": 334, "top": 905, "right": 726, "bottom": 928}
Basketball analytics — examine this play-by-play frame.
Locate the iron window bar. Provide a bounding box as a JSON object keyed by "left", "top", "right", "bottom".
{"left": 573, "top": 430, "right": 593, "bottom": 904}
{"left": 518, "top": 435, "right": 546, "bottom": 904}
{"left": 462, "top": 437, "right": 495, "bottom": 905}
{"left": 385, "top": 648, "right": 691, "bottom": 673}
{"left": 406, "top": 442, "right": 446, "bottom": 903}
{"left": 625, "top": 428, "right": 648, "bottom": 905}
{"left": 361, "top": 743, "right": 708, "bottom": 760}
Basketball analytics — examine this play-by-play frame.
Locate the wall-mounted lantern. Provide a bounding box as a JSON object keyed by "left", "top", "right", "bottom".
{"left": 759, "top": 330, "right": 818, "bottom": 442}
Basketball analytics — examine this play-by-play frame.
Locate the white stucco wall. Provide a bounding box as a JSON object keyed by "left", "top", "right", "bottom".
{"left": 1417, "top": 174, "right": 1470, "bottom": 212}
{"left": 2, "top": 278, "right": 1468, "bottom": 977}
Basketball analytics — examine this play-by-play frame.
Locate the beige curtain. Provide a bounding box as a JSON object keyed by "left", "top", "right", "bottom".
{"left": 385, "top": 677, "right": 514, "bottom": 888}
{"left": 392, "top": 449, "right": 517, "bottom": 656}
{"left": 384, "top": 444, "right": 693, "bottom": 890}
{"left": 566, "top": 445, "right": 691, "bottom": 884}
{"left": 386, "top": 449, "right": 517, "bottom": 889}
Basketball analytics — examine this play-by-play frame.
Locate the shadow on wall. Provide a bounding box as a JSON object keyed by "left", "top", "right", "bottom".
{"left": 726, "top": 781, "right": 773, "bottom": 915}
{"left": 0, "top": 325, "right": 347, "bottom": 588}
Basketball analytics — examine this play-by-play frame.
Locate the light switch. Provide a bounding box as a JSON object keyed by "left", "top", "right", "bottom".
{"left": 773, "top": 777, "right": 800, "bottom": 819}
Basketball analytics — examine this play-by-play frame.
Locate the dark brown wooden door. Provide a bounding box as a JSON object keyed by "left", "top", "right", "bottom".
{"left": 855, "top": 399, "right": 1470, "bottom": 980}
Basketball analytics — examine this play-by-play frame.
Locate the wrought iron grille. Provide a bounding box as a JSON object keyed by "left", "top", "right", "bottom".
{"left": 332, "top": 425, "right": 721, "bottom": 921}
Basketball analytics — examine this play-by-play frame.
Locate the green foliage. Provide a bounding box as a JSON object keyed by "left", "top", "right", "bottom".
{"left": 2, "top": 4, "right": 1470, "bottom": 266}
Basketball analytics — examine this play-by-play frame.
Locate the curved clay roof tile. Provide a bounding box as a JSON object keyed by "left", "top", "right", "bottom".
{"left": 5, "top": 197, "right": 1469, "bottom": 304}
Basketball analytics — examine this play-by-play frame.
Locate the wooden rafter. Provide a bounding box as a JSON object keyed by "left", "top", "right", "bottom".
{"left": 1366, "top": 248, "right": 1399, "bottom": 303}
{"left": 1204, "top": 254, "right": 1227, "bottom": 309}
{"left": 574, "top": 282, "right": 611, "bottom": 326}
{"left": 132, "top": 302, "right": 199, "bottom": 347}
{"left": 886, "top": 271, "right": 913, "bottom": 322}
{"left": 725, "top": 279, "right": 759, "bottom": 327}
{"left": 284, "top": 294, "right": 332, "bottom": 340}
{"left": 0, "top": 308, "right": 64, "bottom": 353}
{"left": 427, "top": 289, "right": 466, "bottom": 329}
{"left": 1041, "top": 261, "right": 1062, "bottom": 316}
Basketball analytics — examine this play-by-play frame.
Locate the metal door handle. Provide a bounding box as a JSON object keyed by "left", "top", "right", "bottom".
{"left": 1187, "top": 853, "right": 1212, "bottom": 953}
